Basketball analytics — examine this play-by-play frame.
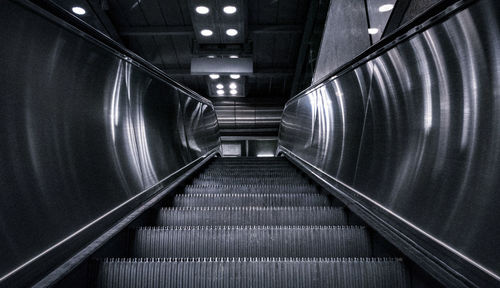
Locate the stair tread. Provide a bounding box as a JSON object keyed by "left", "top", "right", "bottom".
{"left": 157, "top": 206, "right": 347, "bottom": 226}
{"left": 95, "top": 258, "right": 409, "bottom": 288}
{"left": 171, "top": 193, "right": 331, "bottom": 207}
{"left": 132, "top": 226, "right": 371, "bottom": 258}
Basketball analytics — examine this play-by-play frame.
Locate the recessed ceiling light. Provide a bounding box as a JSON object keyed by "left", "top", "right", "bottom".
{"left": 368, "top": 28, "right": 379, "bottom": 35}
{"left": 226, "top": 29, "right": 238, "bottom": 37}
{"left": 229, "top": 83, "right": 237, "bottom": 89}
{"left": 229, "top": 55, "right": 239, "bottom": 58}
{"left": 207, "top": 55, "right": 216, "bottom": 58}
{"left": 216, "top": 90, "right": 225, "bottom": 95}
{"left": 216, "top": 84, "right": 224, "bottom": 89}
{"left": 209, "top": 74, "right": 220, "bottom": 79}
{"left": 223, "top": 6, "right": 237, "bottom": 14}
{"left": 230, "top": 90, "right": 238, "bottom": 95}
{"left": 230, "top": 74, "right": 240, "bottom": 79}
{"left": 378, "top": 4, "right": 394, "bottom": 12}
{"left": 72, "top": 6, "right": 86, "bottom": 15}
{"left": 195, "top": 6, "right": 210, "bottom": 14}
{"left": 201, "top": 29, "right": 213, "bottom": 37}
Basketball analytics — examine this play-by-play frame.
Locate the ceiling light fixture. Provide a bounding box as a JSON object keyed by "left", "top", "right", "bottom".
{"left": 229, "top": 55, "right": 239, "bottom": 58}
{"left": 378, "top": 4, "right": 394, "bottom": 12}
{"left": 216, "top": 84, "right": 224, "bottom": 89}
{"left": 201, "top": 29, "right": 213, "bottom": 37}
{"left": 223, "top": 6, "right": 237, "bottom": 14}
{"left": 230, "top": 74, "right": 240, "bottom": 79}
{"left": 230, "top": 90, "right": 238, "bottom": 95}
{"left": 207, "top": 55, "right": 216, "bottom": 58}
{"left": 368, "top": 28, "right": 379, "bottom": 35}
{"left": 72, "top": 6, "right": 86, "bottom": 15}
{"left": 216, "top": 90, "right": 225, "bottom": 95}
{"left": 195, "top": 6, "right": 210, "bottom": 14}
{"left": 209, "top": 74, "right": 220, "bottom": 79}
{"left": 229, "top": 83, "right": 237, "bottom": 89}
{"left": 226, "top": 29, "right": 238, "bottom": 37}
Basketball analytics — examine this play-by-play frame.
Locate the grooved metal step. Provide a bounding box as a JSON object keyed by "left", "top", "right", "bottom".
{"left": 192, "top": 177, "right": 309, "bottom": 186}
{"left": 132, "top": 226, "right": 370, "bottom": 258}
{"left": 171, "top": 194, "right": 331, "bottom": 207}
{"left": 184, "top": 184, "right": 318, "bottom": 194}
{"left": 198, "top": 171, "right": 300, "bottom": 178}
{"left": 94, "top": 258, "right": 410, "bottom": 288}
{"left": 157, "top": 207, "right": 347, "bottom": 226}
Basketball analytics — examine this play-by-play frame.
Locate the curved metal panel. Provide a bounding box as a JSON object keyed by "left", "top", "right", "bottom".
{"left": 279, "top": 0, "right": 500, "bottom": 285}
{"left": 0, "top": 0, "right": 219, "bottom": 284}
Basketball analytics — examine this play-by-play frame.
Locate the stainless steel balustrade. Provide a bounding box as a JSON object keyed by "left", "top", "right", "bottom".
{"left": 278, "top": 0, "right": 500, "bottom": 286}
{"left": 0, "top": 0, "right": 220, "bottom": 286}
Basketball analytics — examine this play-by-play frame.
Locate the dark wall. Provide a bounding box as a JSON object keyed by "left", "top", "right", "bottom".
{"left": 0, "top": 1, "right": 219, "bottom": 285}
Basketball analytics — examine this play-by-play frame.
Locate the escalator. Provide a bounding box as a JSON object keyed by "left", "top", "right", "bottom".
{"left": 91, "top": 157, "right": 409, "bottom": 287}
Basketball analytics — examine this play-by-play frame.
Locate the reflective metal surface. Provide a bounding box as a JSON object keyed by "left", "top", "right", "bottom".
{"left": 279, "top": 0, "right": 500, "bottom": 285}
{"left": 0, "top": 0, "right": 219, "bottom": 283}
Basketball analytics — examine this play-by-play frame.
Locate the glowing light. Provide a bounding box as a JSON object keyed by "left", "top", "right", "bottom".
{"left": 216, "top": 90, "right": 225, "bottom": 95}
{"left": 223, "top": 6, "right": 237, "bottom": 14}
{"left": 216, "top": 84, "right": 224, "bottom": 89}
{"left": 257, "top": 153, "right": 274, "bottom": 157}
{"left": 368, "top": 28, "right": 379, "bottom": 35}
{"left": 72, "top": 7, "right": 86, "bottom": 15}
{"left": 229, "top": 83, "right": 237, "bottom": 89}
{"left": 230, "top": 74, "right": 240, "bottom": 79}
{"left": 229, "top": 55, "right": 239, "bottom": 58}
{"left": 201, "top": 29, "right": 213, "bottom": 37}
{"left": 195, "top": 6, "right": 210, "bottom": 14}
{"left": 209, "top": 74, "right": 220, "bottom": 79}
{"left": 207, "top": 55, "right": 216, "bottom": 58}
{"left": 226, "top": 29, "right": 238, "bottom": 37}
{"left": 378, "top": 4, "right": 394, "bottom": 12}
{"left": 230, "top": 89, "right": 237, "bottom": 95}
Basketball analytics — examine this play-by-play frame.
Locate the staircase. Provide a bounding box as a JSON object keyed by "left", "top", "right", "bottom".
{"left": 93, "top": 157, "right": 410, "bottom": 287}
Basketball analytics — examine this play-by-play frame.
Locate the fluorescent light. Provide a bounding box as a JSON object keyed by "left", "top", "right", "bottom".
{"left": 230, "top": 74, "right": 240, "bottom": 79}
{"left": 226, "top": 29, "right": 238, "bottom": 37}
{"left": 72, "top": 6, "right": 86, "bottom": 15}
{"left": 216, "top": 84, "right": 224, "bottom": 89}
{"left": 257, "top": 153, "right": 274, "bottom": 157}
{"left": 207, "top": 55, "right": 216, "bottom": 58}
{"left": 209, "top": 74, "right": 220, "bottom": 79}
{"left": 368, "top": 28, "right": 379, "bottom": 35}
{"left": 378, "top": 4, "right": 394, "bottom": 12}
{"left": 229, "top": 55, "right": 239, "bottom": 58}
{"left": 195, "top": 6, "right": 210, "bottom": 14}
{"left": 201, "top": 29, "right": 213, "bottom": 37}
{"left": 229, "top": 83, "right": 237, "bottom": 89}
{"left": 223, "top": 6, "right": 237, "bottom": 14}
{"left": 230, "top": 89, "right": 237, "bottom": 95}
{"left": 216, "top": 90, "right": 225, "bottom": 95}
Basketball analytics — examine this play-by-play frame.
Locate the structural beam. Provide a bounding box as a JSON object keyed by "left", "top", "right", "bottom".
{"left": 119, "top": 25, "right": 304, "bottom": 37}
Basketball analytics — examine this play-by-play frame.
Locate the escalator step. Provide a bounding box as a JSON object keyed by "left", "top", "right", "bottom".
{"left": 171, "top": 194, "right": 330, "bottom": 207}
{"left": 192, "top": 177, "right": 309, "bottom": 186}
{"left": 204, "top": 166, "right": 298, "bottom": 174}
{"left": 95, "top": 258, "right": 409, "bottom": 288}
{"left": 157, "top": 207, "right": 347, "bottom": 226}
{"left": 184, "top": 184, "right": 318, "bottom": 194}
{"left": 132, "top": 226, "right": 370, "bottom": 258}
{"left": 198, "top": 171, "right": 300, "bottom": 178}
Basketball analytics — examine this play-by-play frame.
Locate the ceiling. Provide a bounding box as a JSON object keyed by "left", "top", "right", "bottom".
{"left": 54, "top": 0, "right": 330, "bottom": 135}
